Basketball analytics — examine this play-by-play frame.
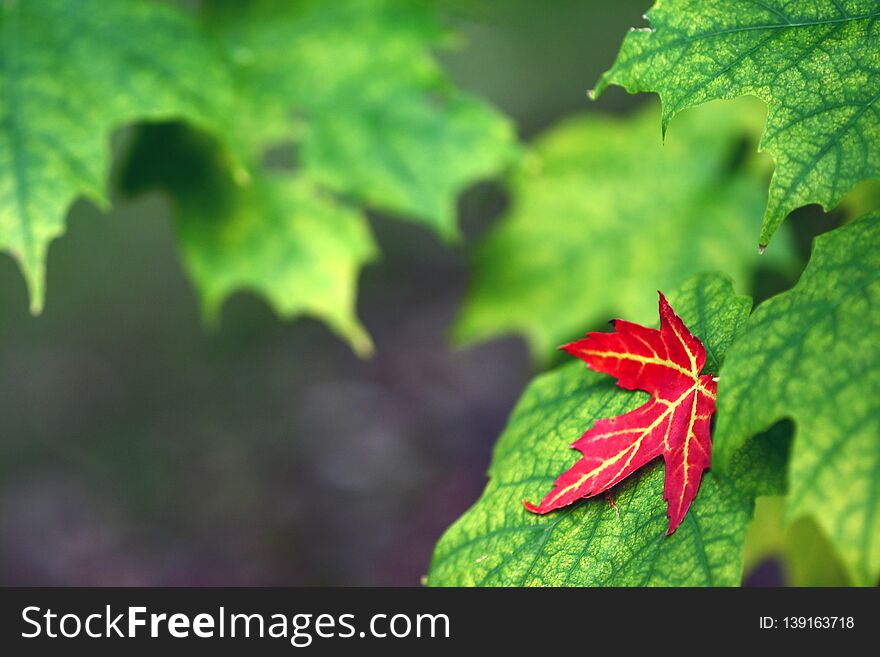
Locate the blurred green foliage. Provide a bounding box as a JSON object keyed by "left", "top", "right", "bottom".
{"left": 122, "top": 125, "right": 378, "bottom": 354}
{"left": 455, "top": 98, "right": 796, "bottom": 360}
{"left": 1, "top": 0, "right": 516, "bottom": 350}
{"left": 0, "top": 0, "right": 229, "bottom": 309}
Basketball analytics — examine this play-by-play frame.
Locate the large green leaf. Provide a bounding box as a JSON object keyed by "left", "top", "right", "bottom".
{"left": 121, "top": 125, "right": 376, "bottom": 355}
{"left": 715, "top": 213, "right": 880, "bottom": 586}
{"left": 593, "top": 0, "right": 880, "bottom": 247}
{"left": 0, "top": 0, "right": 230, "bottom": 310}
{"left": 429, "top": 274, "right": 789, "bottom": 586}
{"left": 204, "top": 0, "right": 517, "bottom": 239}
{"left": 455, "top": 99, "right": 794, "bottom": 361}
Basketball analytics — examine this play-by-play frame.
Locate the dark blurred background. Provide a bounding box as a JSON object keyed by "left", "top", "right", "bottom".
{"left": 0, "top": 0, "right": 825, "bottom": 586}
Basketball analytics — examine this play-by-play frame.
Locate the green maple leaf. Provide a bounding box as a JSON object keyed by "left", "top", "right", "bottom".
{"left": 714, "top": 213, "right": 880, "bottom": 586}
{"left": 204, "top": 0, "right": 517, "bottom": 239}
{"left": 0, "top": 0, "right": 230, "bottom": 311}
{"left": 121, "top": 125, "right": 376, "bottom": 355}
{"left": 455, "top": 99, "right": 795, "bottom": 361}
{"left": 428, "top": 274, "right": 789, "bottom": 586}
{"left": 593, "top": 0, "right": 880, "bottom": 247}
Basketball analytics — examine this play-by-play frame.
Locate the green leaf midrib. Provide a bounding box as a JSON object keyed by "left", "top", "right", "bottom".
{"left": 650, "top": 9, "right": 879, "bottom": 44}
{"left": 662, "top": 15, "right": 876, "bottom": 132}
{"left": 602, "top": 505, "right": 666, "bottom": 585}
{"left": 514, "top": 505, "right": 579, "bottom": 585}
{"left": 666, "top": 30, "right": 784, "bottom": 119}
{"left": 686, "top": 513, "right": 713, "bottom": 586}
{"left": 602, "top": 10, "right": 880, "bottom": 83}
{"left": 764, "top": 97, "right": 876, "bottom": 142}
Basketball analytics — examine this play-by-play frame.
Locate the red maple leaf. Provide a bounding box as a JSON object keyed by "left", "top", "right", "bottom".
{"left": 524, "top": 293, "right": 717, "bottom": 534}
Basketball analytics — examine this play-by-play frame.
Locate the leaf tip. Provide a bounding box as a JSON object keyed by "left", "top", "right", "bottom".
{"left": 559, "top": 339, "right": 585, "bottom": 360}
{"left": 757, "top": 243, "right": 767, "bottom": 255}
{"left": 657, "top": 290, "right": 672, "bottom": 314}
{"left": 588, "top": 80, "right": 604, "bottom": 102}
{"left": 522, "top": 499, "right": 542, "bottom": 514}
{"left": 350, "top": 331, "right": 375, "bottom": 359}
{"left": 20, "top": 261, "right": 47, "bottom": 316}
{"left": 665, "top": 511, "right": 684, "bottom": 536}
{"left": 200, "top": 297, "right": 223, "bottom": 332}
{"left": 29, "top": 294, "right": 44, "bottom": 316}
{"left": 334, "top": 319, "right": 375, "bottom": 359}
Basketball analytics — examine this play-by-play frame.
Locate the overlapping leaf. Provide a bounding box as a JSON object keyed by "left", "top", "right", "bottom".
{"left": 429, "top": 274, "right": 790, "bottom": 586}
{"left": 525, "top": 293, "right": 717, "bottom": 534}
{"left": 593, "top": 0, "right": 880, "bottom": 247}
{"left": 455, "top": 99, "right": 794, "bottom": 360}
{"left": 715, "top": 213, "right": 880, "bottom": 586}
{"left": 0, "top": 0, "right": 230, "bottom": 310}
